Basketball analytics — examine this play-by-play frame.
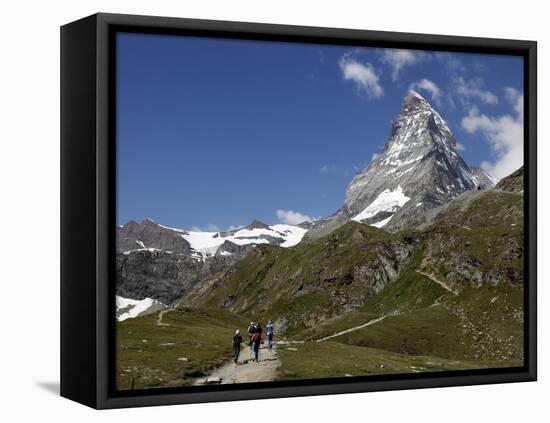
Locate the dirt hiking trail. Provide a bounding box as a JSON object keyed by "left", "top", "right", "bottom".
{"left": 194, "top": 343, "right": 280, "bottom": 385}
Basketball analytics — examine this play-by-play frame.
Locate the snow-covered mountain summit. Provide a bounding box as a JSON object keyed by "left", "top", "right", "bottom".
{"left": 343, "top": 90, "right": 497, "bottom": 231}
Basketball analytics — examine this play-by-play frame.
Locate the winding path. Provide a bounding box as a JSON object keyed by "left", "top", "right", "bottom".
{"left": 315, "top": 314, "right": 395, "bottom": 342}
{"left": 156, "top": 309, "right": 171, "bottom": 326}
{"left": 156, "top": 297, "right": 186, "bottom": 326}
{"left": 415, "top": 270, "right": 458, "bottom": 295}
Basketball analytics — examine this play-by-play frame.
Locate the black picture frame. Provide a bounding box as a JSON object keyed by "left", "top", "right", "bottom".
{"left": 60, "top": 12, "right": 537, "bottom": 409}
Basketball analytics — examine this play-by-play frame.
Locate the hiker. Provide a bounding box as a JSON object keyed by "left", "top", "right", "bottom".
{"left": 256, "top": 322, "right": 263, "bottom": 336}
{"left": 248, "top": 321, "right": 256, "bottom": 345}
{"left": 266, "top": 320, "right": 274, "bottom": 349}
{"left": 232, "top": 330, "right": 243, "bottom": 364}
{"left": 250, "top": 330, "right": 261, "bottom": 362}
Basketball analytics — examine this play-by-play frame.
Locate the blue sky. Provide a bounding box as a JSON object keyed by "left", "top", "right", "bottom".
{"left": 116, "top": 32, "right": 524, "bottom": 230}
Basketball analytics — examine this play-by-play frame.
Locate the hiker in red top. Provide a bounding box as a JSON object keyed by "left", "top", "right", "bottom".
{"left": 251, "top": 330, "right": 261, "bottom": 362}
{"left": 247, "top": 321, "right": 256, "bottom": 346}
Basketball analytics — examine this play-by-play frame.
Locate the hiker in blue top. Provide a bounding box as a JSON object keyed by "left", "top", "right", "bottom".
{"left": 266, "top": 320, "right": 274, "bottom": 349}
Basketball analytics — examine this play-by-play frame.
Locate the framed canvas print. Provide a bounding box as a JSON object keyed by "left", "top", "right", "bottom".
{"left": 60, "top": 13, "right": 537, "bottom": 409}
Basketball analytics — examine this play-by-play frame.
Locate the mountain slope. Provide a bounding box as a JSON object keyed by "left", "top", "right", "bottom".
{"left": 182, "top": 184, "right": 523, "bottom": 342}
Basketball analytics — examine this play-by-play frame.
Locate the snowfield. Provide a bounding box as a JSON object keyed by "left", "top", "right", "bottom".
{"left": 370, "top": 215, "right": 393, "bottom": 228}
{"left": 352, "top": 186, "right": 411, "bottom": 224}
{"left": 122, "top": 218, "right": 309, "bottom": 261}
{"left": 180, "top": 223, "right": 308, "bottom": 260}
{"left": 116, "top": 296, "right": 167, "bottom": 321}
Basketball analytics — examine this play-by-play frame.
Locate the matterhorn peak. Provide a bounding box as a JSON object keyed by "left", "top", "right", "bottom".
{"left": 401, "top": 89, "right": 430, "bottom": 112}
{"left": 339, "top": 90, "right": 480, "bottom": 232}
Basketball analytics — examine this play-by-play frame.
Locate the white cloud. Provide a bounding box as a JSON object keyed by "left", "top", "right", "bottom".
{"left": 504, "top": 87, "right": 524, "bottom": 118}
{"left": 339, "top": 55, "right": 383, "bottom": 98}
{"left": 409, "top": 78, "right": 442, "bottom": 105}
{"left": 456, "top": 142, "right": 466, "bottom": 152}
{"left": 454, "top": 76, "right": 498, "bottom": 105}
{"left": 276, "top": 209, "right": 312, "bottom": 225}
{"left": 461, "top": 90, "right": 524, "bottom": 180}
{"left": 382, "top": 49, "right": 425, "bottom": 80}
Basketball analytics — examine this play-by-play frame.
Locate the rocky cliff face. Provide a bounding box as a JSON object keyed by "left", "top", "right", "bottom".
{"left": 116, "top": 218, "right": 308, "bottom": 306}
{"left": 116, "top": 249, "right": 235, "bottom": 304}
{"left": 117, "top": 218, "right": 193, "bottom": 255}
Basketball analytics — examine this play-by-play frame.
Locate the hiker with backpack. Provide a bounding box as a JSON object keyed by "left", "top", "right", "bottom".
{"left": 232, "top": 330, "right": 243, "bottom": 364}
{"left": 266, "top": 320, "right": 274, "bottom": 349}
{"left": 250, "top": 330, "right": 261, "bottom": 362}
{"left": 247, "top": 322, "right": 256, "bottom": 346}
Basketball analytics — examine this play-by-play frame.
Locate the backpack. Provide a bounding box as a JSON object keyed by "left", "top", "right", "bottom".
{"left": 251, "top": 332, "right": 260, "bottom": 343}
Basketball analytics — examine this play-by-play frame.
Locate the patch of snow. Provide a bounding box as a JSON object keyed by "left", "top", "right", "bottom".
{"left": 370, "top": 215, "right": 393, "bottom": 228}
{"left": 135, "top": 240, "right": 145, "bottom": 248}
{"left": 181, "top": 224, "right": 308, "bottom": 260}
{"left": 352, "top": 186, "right": 411, "bottom": 222}
{"left": 116, "top": 296, "right": 167, "bottom": 321}
{"left": 270, "top": 224, "right": 308, "bottom": 247}
{"left": 181, "top": 231, "right": 222, "bottom": 251}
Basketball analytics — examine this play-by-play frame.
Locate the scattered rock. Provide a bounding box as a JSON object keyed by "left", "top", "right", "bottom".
{"left": 206, "top": 377, "right": 222, "bottom": 384}
{"left": 177, "top": 357, "right": 188, "bottom": 362}
{"left": 287, "top": 347, "right": 298, "bottom": 351}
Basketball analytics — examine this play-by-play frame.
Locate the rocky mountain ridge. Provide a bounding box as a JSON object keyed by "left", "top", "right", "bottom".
{"left": 116, "top": 218, "right": 308, "bottom": 310}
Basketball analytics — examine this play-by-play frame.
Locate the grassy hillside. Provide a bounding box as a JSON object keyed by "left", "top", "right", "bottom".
{"left": 418, "top": 190, "right": 524, "bottom": 291}
{"left": 116, "top": 307, "right": 249, "bottom": 390}
{"left": 277, "top": 341, "right": 521, "bottom": 381}
{"left": 182, "top": 223, "right": 418, "bottom": 335}
{"left": 296, "top": 252, "right": 523, "bottom": 362}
